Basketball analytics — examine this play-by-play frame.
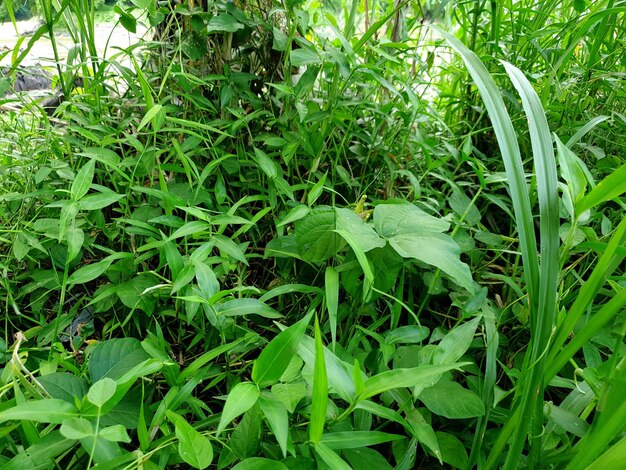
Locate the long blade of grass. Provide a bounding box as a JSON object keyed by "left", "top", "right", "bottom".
{"left": 432, "top": 27, "right": 539, "bottom": 313}
{"left": 500, "top": 60, "right": 560, "bottom": 468}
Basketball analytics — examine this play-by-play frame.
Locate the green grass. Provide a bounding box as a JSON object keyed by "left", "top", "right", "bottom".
{"left": 0, "top": 0, "right": 625, "bottom": 468}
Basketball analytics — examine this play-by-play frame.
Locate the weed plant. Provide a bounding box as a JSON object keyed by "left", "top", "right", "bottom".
{"left": 0, "top": 0, "right": 625, "bottom": 469}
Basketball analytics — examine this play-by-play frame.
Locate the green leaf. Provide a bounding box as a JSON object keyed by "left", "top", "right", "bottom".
{"left": 319, "top": 431, "right": 404, "bottom": 449}
{"left": 216, "top": 382, "right": 260, "bottom": 436}
{"left": 419, "top": 381, "right": 485, "bottom": 418}
{"left": 88, "top": 338, "right": 151, "bottom": 381}
{"left": 214, "top": 234, "right": 249, "bottom": 265}
{"left": 216, "top": 298, "right": 281, "bottom": 319}
{"left": 60, "top": 417, "right": 93, "bottom": 439}
{"left": 344, "top": 448, "right": 393, "bottom": 470}
{"left": 207, "top": 14, "right": 244, "bottom": 33}
{"left": 405, "top": 408, "right": 441, "bottom": 462}
{"left": 385, "top": 326, "right": 430, "bottom": 344}
{"left": 309, "top": 316, "right": 328, "bottom": 444}
{"left": 325, "top": 267, "right": 339, "bottom": 346}
{"left": 295, "top": 208, "right": 344, "bottom": 264}
{"left": 88, "top": 378, "right": 117, "bottom": 408}
{"left": 314, "top": 442, "right": 351, "bottom": 470}
{"left": 67, "top": 258, "right": 114, "bottom": 286}
{"left": 71, "top": 159, "right": 95, "bottom": 201}
{"left": 252, "top": 312, "right": 312, "bottom": 388}
{"left": 0, "top": 400, "right": 78, "bottom": 424}
{"left": 374, "top": 203, "right": 449, "bottom": 237}
{"left": 437, "top": 431, "right": 469, "bottom": 469}
{"left": 556, "top": 135, "right": 588, "bottom": 207}
{"left": 2, "top": 431, "right": 75, "bottom": 470}
{"left": 360, "top": 363, "right": 468, "bottom": 400}
{"left": 232, "top": 458, "right": 289, "bottom": 470}
{"left": 116, "top": 274, "right": 159, "bottom": 314}
{"left": 389, "top": 233, "right": 474, "bottom": 291}
{"left": 276, "top": 204, "right": 310, "bottom": 227}
{"left": 432, "top": 316, "right": 481, "bottom": 365}
{"left": 78, "top": 192, "right": 125, "bottom": 211}
{"left": 297, "top": 336, "right": 355, "bottom": 402}
{"left": 336, "top": 208, "right": 385, "bottom": 251}
{"left": 38, "top": 372, "right": 88, "bottom": 403}
{"left": 169, "top": 412, "right": 213, "bottom": 469}
{"left": 99, "top": 424, "right": 131, "bottom": 443}
{"left": 577, "top": 161, "right": 626, "bottom": 216}
{"left": 137, "top": 103, "right": 163, "bottom": 132}
{"left": 258, "top": 394, "right": 289, "bottom": 457}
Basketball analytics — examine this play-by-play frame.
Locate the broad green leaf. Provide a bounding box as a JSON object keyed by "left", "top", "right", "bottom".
{"left": 99, "top": 424, "right": 131, "bottom": 443}
{"left": 207, "top": 14, "right": 244, "bottom": 33}
{"left": 0, "top": 400, "right": 78, "bottom": 424}
{"left": 291, "top": 47, "right": 321, "bottom": 67}
{"left": 78, "top": 192, "right": 125, "bottom": 211}
{"left": 88, "top": 378, "right": 117, "bottom": 407}
{"left": 231, "top": 458, "right": 288, "bottom": 470}
{"left": 360, "top": 363, "right": 468, "bottom": 400}
{"left": 252, "top": 312, "right": 312, "bottom": 388}
{"left": 216, "top": 298, "right": 281, "bottom": 319}
{"left": 230, "top": 406, "right": 262, "bottom": 459}
{"left": 38, "top": 372, "right": 88, "bottom": 403}
{"left": 374, "top": 203, "right": 449, "bottom": 238}
{"left": 168, "top": 412, "right": 213, "bottom": 469}
{"left": 2, "top": 431, "right": 75, "bottom": 470}
{"left": 271, "top": 382, "right": 307, "bottom": 413}
{"left": 258, "top": 394, "right": 289, "bottom": 457}
{"left": 314, "top": 442, "right": 351, "bottom": 470}
{"left": 344, "top": 448, "right": 393, "bottom": 470}
{"left": 68, "top": 258, "right": 114, "bottom": 285}
{"left": 216, "top": 382, "right": 260, "bottom": 436}
{"left": 277, "top": 205, "right": 310, "bottom": 227}
{"left": 214, "top": 234, "right": 249, "bottom": 265}
{"left": 335, "top": 208, "right": 385, "bottom": 252}
{"left": 71, "top": 159, "right": 95, "bottom": 201}
{"left": 295, "top": 208, "right": 344, "bottom": 264}
{"left": 432, "top": 316, "right": 481, "bottom": 365}
{"left": 385, "top": 326, "right": 430, "bottom": 344}
{"left": 319, "top": 431, "right": 404, "bottom": 449}
{"left": 193, "top": 260, "right": 219, "bottom": 299}
{"left": 60, "top": 417, "right": 93, "bottom": 439}
{"left": 116, "top": 274, "right": 159, "bottom": 314}
{"left": 389, "top": 233, "right": 474, "bottom": 291}
{"left": 437, "top": 432, "right": 469, "bottom": 469}
{"left": 309, "top": 317, "right": 328, "bottom": 444}
{"left": 405, "top": 408, "right": 441, "bottom": 462}
{"left": 253, "top": 148, "right": 278, "bottom": 179}
{"left": 449, "top": 188, "right": 481, "bottom": 226}
{"left": 419, "top": 381, "right": 485, "bottom": 418}
{"left": 88, "top": 338, "right": 151, "bottom": 381}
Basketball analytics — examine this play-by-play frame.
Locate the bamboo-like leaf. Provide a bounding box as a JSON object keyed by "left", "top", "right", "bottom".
{"left": 576, "top": 162, "right": 626, "bottom": 216}
{"left": 309, "top": 316, "right": 328, "bottom": 444}
{"left": 325, "top": 267, "right": 339, "bottom": 346}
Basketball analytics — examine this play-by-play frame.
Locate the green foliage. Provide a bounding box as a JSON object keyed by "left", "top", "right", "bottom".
{"left": 0, "top": 0, "right": 625, "bottom": 468}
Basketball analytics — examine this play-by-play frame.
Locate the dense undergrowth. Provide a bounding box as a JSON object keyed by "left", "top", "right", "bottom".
{"left": 0, "top": 0, "right": 625, "bottom": 468}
